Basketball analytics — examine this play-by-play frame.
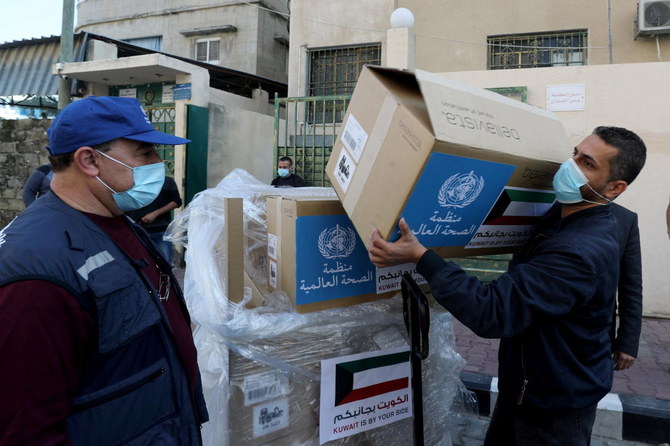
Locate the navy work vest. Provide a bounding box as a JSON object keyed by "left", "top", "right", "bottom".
{"left": 0, "top": 192, "right": 208, "bottom": 445}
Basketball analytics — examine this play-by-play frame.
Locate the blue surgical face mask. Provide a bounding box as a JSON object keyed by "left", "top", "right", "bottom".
{"left": 96, "top": 150, "right": 166, "bottom": 212}
{"left": 552, "top": 158, "right": 611, "bottom": 205}
{"left": 278, "top": 168, "right": 290, "bottom": 177}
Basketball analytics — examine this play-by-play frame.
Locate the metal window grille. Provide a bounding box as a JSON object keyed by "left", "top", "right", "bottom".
{"left": 488, "top": 30, "right": 587, "bottom": 70}
{"left": 195, "top": 39, "right": 220, "bottom": 62}
{"left": 307, "top": 43, "right": 381, "bottom": 123}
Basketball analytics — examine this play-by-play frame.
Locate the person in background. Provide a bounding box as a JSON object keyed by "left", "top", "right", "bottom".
{"left": 0, "top": 96, "right": 208, "bottom": 445}
{"left": 368, "top": 126, "right": 647, "bottom": 445}
{"left": 610, "top": 203, "right": 643, "bottom": 371}
{"left": 271, "top": 155, "right": 307, "bottom": 187}
{"left": 126, "top": 175, "right": 182, "bottom": 265}
{"left": 22, "top": 162, "right": 53, "bottom": 206}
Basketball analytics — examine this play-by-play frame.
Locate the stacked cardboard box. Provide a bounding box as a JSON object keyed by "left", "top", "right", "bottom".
{"left": 266, "top": 196, "right": 396, "bottom": 313}
{"left": 326, "top": 66, "right": 568, "bottom": 257}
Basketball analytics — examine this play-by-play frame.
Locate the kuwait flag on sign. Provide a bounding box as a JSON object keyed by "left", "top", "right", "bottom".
{"left": 483, "top": 187, "right": 556, "bottom": 226}
{"left": 334, "top": 350, "right": 410, "bottom": 405}
{"left": 320, "top": 347, "right": 413, "bottom": 444}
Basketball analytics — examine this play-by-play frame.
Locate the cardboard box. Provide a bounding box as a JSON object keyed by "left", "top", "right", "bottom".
{"left": 266, "top": 196, "right": 395, "bottom": 313}
{"left": 326, "top": 66, "right": 567, "bottom": 257}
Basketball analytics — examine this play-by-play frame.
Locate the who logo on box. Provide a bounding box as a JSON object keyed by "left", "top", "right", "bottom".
{"left": 438, "top": 171, "right": 485, "bottom": 208}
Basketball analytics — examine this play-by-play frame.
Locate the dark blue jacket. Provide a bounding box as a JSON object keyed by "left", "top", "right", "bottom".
{"left": 0, "top": 192, "right": 208, "bottom": 445}
{"left": 418, "top": 204, "right": 618, "bottom": 410}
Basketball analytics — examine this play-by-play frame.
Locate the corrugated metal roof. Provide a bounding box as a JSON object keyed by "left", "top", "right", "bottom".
{"left": 0, "top": 35, "right": 85, "bottom": 96}
{"left": 0, "top": 33, "right": 287, "bottom": 99}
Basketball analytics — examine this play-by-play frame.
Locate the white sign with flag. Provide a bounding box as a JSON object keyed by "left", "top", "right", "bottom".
{"left": 319, "top": 346, "right": 412, "bottom": 444}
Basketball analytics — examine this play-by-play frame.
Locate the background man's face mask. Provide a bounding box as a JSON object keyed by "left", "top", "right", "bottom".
{"left": 96, "top": 150, "right": 166, "bottom": 211}
{"left": 552, "top": 158, "right": 611, "bottom": 205}
{"left": 277, "top": 168, "right": 290, "bottom": 177}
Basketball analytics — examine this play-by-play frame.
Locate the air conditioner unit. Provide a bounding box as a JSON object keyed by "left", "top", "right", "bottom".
{"left": 635, "top": 0, "right": 670, "bottom": 38}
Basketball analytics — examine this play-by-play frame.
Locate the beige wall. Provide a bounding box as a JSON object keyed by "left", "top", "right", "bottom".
{"left": 288, "top": 0, "right": 670, "bottom": 96}
{"left": 207, "top": 103, "right": 275, "bottom": 186}
{"left": 442, "top": 62, "right": 670, "bottom": 317}
{"left": 288, "top": 0, "right": 391, "bottom": 96}
{"left": 77, "top": 0, "right": 289, "bottom": 83}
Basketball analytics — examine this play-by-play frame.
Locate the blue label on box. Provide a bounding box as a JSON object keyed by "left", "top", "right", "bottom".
{"left": 393, "top": 152, "right": 516, "bottom": 246}
{"left": 295, "top": 214, "right": 376, "bottom": 305}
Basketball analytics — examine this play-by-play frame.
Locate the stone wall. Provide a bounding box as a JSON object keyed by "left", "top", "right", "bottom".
{"left": 0, "top": 119, "right": 52, "bottom": 228}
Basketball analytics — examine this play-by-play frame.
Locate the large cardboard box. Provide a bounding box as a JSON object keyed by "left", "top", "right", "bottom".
{"left": 326, "top": 66, "right": 568, "bottom": 256}
{"left": 266, "top": 196, "right": 395, "bottom": 313}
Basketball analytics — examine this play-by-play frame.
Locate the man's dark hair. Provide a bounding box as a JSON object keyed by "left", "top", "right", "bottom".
{"left": 593, "top": 126, "right": 646, "bottom": 185}
{"left": 48, "top": 140, "right": 114, "bottom": 172}
{"left": 278, "top": 156, "right": 293, "bottom": 166}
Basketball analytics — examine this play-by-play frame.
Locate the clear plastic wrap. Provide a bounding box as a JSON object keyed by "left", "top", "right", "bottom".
{"left": 167, "top": 169, "right": 475, "bottom": 446}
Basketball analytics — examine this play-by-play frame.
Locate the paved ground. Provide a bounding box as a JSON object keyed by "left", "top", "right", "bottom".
{"left": 452, "top": 317, "right": 670, "bottom": 402}
{"left": 451, "top": 317, "right": 670, "bottom": 445}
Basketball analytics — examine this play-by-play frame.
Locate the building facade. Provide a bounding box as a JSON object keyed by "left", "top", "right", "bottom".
{"left": 76, "top": 0, "right": 290, "bottom": 84}
{"left": 288, "top": 0, "right": 670, "bottom": 96}
{"left": 285, "top": 0, "right": 670, "bottom": 317}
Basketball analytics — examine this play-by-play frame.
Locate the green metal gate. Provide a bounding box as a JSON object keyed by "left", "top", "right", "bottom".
{"left": 273, "top": 93, "right": 351, "bottom": 187}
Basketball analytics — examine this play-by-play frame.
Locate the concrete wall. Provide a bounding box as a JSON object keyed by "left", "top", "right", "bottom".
{"left": 0, "top": 119, "right": 51, "bottom": 228}
{"left": 77, "top": 0, "right": 289, "bottom": 83}
{"left": 441, "top": 62, "right": 670, "bottom": 317}
{"left": 206, "top": 103, "right": 275, "bottom": 187}
{"left": 288, "top": 0, "right": 670, "bottom": 96}
{"left": 288, "top": 0, "right": 391, "bottom": 96}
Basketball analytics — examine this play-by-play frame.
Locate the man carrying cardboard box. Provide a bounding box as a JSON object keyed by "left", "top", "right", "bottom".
{"left": 368, "top": 126, "right": 646, "bottom": 445}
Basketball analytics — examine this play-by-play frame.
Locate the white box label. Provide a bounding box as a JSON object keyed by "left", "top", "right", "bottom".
{"left": 269, "top": 260, "right": 278, "bottom": 289}
{"left": 252, "top": 398, "right": 290, "bottom": 438}
{"left": 341, "top": 114, "right": 368, "bottom": 163}
{"left": 332, "top": 150, "right": 356, "bottom": 192}
{"left": 243, "top": 372, "right": 290, "bottom": 406}
{"left": 267, "top": 233, "right": 278, "bottom": 260}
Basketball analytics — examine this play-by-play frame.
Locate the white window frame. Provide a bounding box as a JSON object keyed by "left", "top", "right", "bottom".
{"left": 195, "top": 38, "right": 221, "bottom": 63}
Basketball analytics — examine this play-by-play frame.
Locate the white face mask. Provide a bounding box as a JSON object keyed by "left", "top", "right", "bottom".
{"left": 95, "top": 150, "right": 166, "bottom": 211}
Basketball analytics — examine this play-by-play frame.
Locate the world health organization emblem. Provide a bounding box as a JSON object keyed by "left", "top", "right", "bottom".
{"left": 318, "top": 224, "right": 357, "bottom": 259}
{"left": 437, "top": 171, "right": 485, "bottom": 208}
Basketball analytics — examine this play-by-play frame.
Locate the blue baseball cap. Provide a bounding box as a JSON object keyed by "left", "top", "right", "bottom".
{"left": 46, "top": 96, "right": 191, "bottom": 155}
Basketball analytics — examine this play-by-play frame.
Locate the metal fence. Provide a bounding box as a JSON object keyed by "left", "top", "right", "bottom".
{"left": 273, "top": 93, "right": 351, "bottom": 187}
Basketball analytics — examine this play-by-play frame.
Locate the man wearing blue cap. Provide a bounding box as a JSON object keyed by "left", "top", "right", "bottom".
{"left": 0, "top": 96, "right": 208, "bottom": 445}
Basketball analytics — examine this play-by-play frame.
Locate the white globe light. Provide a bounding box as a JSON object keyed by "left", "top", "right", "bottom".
{"left": 390, "top": 7, "right": 415, "bottom": 29}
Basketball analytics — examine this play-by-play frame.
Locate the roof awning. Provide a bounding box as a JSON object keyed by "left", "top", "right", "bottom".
{"left": 56, "top": 53, "right": 198, "bottom": 85}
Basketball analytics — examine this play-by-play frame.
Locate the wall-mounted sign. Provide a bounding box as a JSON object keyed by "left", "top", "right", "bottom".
{"left": 162, "top": 84, "right": 175, "bottom": 103}
{"left": 173, "top": 83, "right": 192, "bottom": 101}
{"left": 546, "top": 84, "right": 585, "bottom": 112}
{"left": 118, "top": 88, "right": 137, "bottom": 98}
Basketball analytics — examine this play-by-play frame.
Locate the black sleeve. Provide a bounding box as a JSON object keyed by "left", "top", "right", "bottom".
{"left": 614, "top": 214, "right": 643, "bottom": 357}
{"left": 22, "top": 170, "right": 45, "bottom": 207}
{"left": 163, "top": 177, "right": 182, "bottom": 207}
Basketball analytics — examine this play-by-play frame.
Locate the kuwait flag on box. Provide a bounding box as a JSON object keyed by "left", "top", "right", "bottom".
{"left": 466, "top": 187, "right": 556, "bottom": 249}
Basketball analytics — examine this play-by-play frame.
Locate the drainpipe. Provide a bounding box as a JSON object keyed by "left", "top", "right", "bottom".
{"left": 607, "top": 0, "right": 613, "bottom": 64}
{"left": 58, "top": 0, "right": 75, "bottom": 110}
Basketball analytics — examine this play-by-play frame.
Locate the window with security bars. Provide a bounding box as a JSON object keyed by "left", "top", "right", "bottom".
{"left": 307, "top": 43, "right": 381, "bottom": 123}
{"left": 195, "top": 38, "right": 221, "bottom": 63}
{"left": 488, "top": 30, "right": 587, "bottom": 70}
